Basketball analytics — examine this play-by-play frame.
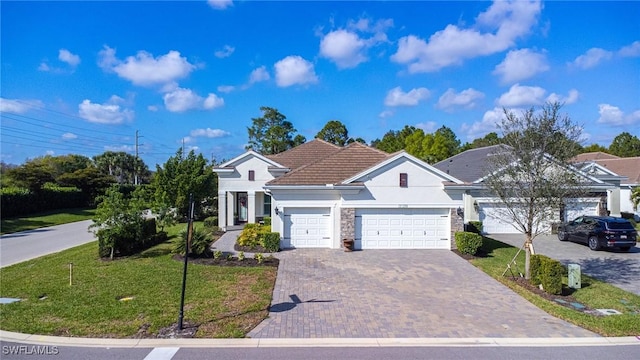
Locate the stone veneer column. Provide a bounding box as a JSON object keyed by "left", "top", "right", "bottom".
{"left": 450, "top": 208, "right": 464, "bottom": 249}
{"left": 340, "top": 208, "right": 355, "bottom": 241}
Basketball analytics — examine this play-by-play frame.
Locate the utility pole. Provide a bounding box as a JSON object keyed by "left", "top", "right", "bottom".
{"left": 134, "top": 130, "right": 143, "bottom": 185}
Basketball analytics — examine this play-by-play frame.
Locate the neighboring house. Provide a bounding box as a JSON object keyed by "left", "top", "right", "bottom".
{"left": 214, "top": 139, "right": 465, "bottom": 250}
{"left": 573, "top": 152, "right": 640, "bottom": 215}
{"left": 432, "top": 146, "right": 614, "bottom": 235}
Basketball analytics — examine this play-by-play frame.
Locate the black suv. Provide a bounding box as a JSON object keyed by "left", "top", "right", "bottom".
{"left": 557, "top": 216, "right": 637, "bottom": 251}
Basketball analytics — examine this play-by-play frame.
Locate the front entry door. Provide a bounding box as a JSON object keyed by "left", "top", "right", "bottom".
{"left": 237, "top": 192, "right": 248, "bottom": 223}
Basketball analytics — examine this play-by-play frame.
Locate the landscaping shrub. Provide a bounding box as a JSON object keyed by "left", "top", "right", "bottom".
{"left": 237, "top": 223, "right": 264, "bottom": 248}
{"left": 262, "top": 216, "right": 272, "bottom": 226}
{"left": 261, "top": 232, "right": 280, "bottom": 253}
{"left": 174, "top": 226, "right": 212, "bottom": 257}
{"left": 203, "top": 216, "right": 218, "bottom": 229}
{"left": 530, "top": 254, "right": 565, "bottom": 295}
{"left": 467, "top": 221, "right": 483, "bottom": 234}
{"left": 454, "top": 231, "right": 483, "bottom": 255}
{"left": 0, "top": 186, "right": 88, "bottom": 218}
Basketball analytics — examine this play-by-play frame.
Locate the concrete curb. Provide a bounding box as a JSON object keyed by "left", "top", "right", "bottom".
{"left": 2, "top": 330, "right": 639, "bottom": 348}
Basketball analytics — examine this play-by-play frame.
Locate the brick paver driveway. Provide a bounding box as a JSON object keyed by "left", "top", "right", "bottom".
{"left": 248, "top": 249, "right": 595, "bottom": 338}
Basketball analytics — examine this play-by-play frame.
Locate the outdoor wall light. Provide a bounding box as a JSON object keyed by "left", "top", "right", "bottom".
{"left": 456, "top": 207, "right": 464, "bottom": 217}
{"left": 275, "top": 207, "right": 280, "bottom": 215}
{"left": 473, "top": 200, "right": 479, "bottom": 213}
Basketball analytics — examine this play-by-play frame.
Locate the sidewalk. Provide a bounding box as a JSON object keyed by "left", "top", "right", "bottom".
{"left": 1, "top": 329, "right": 639, "bottom": 348}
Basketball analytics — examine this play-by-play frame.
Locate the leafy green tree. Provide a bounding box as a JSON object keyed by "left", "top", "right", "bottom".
{"left": 372, "top": 125, "right": 416, "bottom": 153}
{"left": 93, "top": 151, "right": 150, "bottom": 184}
{"left": 608, "top": 132, "right": 640, "bottom": 157}
{"left": 581, "top": 143, "right": 609, "bottom": 154}
{"left": 90, "top": 185, "right": 147, "bottom": 259}
{"left": 632, "top": 187, "right": 640, "bottom": 210}
{"left": 152, "top": 149, "right": 216, "bottom": 217}
{"left": 56, "top": 166, "right": 114, "bottom": 203}
{"left": 347, "top": 137, "right": 367, "bottom": 144}
{"left": 246, "top": 106, "right": 306, "bottom": 154}
{"left": 483, "top": 102, "right": 585, "bottom": 280}
{"left": 316, "top": 120, "right": 349, "bottom": 146}
{"left": 6, "top": 161, "right": 55, "bottom": 193}
{"left": 430, "top": 126, "right": 461, "bottom": 162}
{"left": 461, "top": 132, "right": 502, "bottom": 151}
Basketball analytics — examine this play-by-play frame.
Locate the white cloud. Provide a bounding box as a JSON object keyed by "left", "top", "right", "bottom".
{"left": 249, "top": 66, "right": 270, "bottom": 84}
{"left": 208, "top": 0, "right": 233, "bottom": 10}
{"left": 569, "top": 48, "right": 612, "bottom": 69}
{"left": 163, "top": 88, "right": 224, "bottom": 112}
{"left": 45, "top": 150, "right": 55, "bottom": 156}
{"left": 214, "top": 45, "right": 235, "bottom": 58}
{"left": 274, "top": 56, "right": 318, "bottom": 87}
{"left": 58, "top": 49, "right": 80, "bottom": 67}
{"left": 597, "top": 104, "right": 640, "bottom": 126}
{"left": 415, "top": 121, "right": 437, "bottom": 132}
{"left": 546, "top": 89, "right": 579, "bottom": 105}
{"left": 384, "top": 87, "right": 430, "bottom": 107}
{"left": 148, "top": 105, "right": 159, "bottom": 112}
{"left": 618, "top": 41, "right": 640, "bottom": 57}
{"left": 493, "top": 48, "right": 548, "bottom": 84}
{"left": 460, "top": 107, "right": 505, "bottom": 140}
{"left": 320, "top": 29, "right": 367, "bottom": 69}
{"left": 105, "top": 145, "right": 134, "bottom": 152}
{"left": 78, "top": 98, "right": 134, "bottom": 124}
{"left": 391, "top": 0, "right": 542, "bottom": 73}
{"left": 378, "top": 110, "right": 395, "bottom": 119}
{"left": 436, "top": 88, "right": 485, "bottom": 111}
{"left": 0, "top": 98, "right": 43, "bottom": 114}
{"left": 203, "top": 93, "right": 224, "bottom": 109}
{"left": 496, "top": 84, "right": 546, "bottom": 107}
{"left": 37, "top": 62, "right": 50, "bottom": 72}
{"left": 62, "top": 133, "right": 78, "bottom": 140}
{"left": 217, "top": 85, "right": 236, "bottom": 93}
{"left": 189, "top": 128, "right": 231, "bottom": 138}
{"left": 98, "top": 46, "right": 196, "bottom": 87}
{"left": 319, "top": 17, "right": 392, "bottom": 69}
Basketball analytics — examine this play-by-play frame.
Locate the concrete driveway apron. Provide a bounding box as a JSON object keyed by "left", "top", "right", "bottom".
{"left": 248, "top": 249, "right": 595, "bottom": 338}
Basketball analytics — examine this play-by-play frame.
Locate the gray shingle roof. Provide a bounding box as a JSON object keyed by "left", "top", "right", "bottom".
{"left": 433, "top": 145, "right": 505, "bottom": 183}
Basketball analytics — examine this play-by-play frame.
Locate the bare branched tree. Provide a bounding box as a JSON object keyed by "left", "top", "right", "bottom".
{"left": 483, "top": 102, "right": 586, "bottom": 279}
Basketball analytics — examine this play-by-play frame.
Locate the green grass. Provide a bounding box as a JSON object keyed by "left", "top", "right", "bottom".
{"left": 1, "top": 208, "right": 96, "bottom": 235}
{"left": 0, "top": 223, "right": 276, "bottom": 338}
{"left": 471, "top": 237, "right": 640, "bottom": 336}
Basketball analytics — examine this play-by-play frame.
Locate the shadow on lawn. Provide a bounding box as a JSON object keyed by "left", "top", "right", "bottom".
{"left": 479, "top": 236, "right": 516, "bottom": 257}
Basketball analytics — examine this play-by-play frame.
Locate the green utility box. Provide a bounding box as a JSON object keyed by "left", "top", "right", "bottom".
{"left": 568, "top": 263, "right": 581, "bottom": 289}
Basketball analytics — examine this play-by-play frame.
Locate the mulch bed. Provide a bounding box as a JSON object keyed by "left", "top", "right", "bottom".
{"left": 172, "top": 254, "right": 279, "bottom": 267}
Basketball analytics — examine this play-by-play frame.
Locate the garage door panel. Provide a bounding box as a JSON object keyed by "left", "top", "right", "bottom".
{"left": 284, "top": 208, "right": 331, "bottom": 248}
{"left": 355, "top": 208, "right": 450, "bottom": 249}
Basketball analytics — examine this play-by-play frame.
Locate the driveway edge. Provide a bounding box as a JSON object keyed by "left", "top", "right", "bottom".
{"left": 2, "top": 330, "right": 639, "bottom": 348}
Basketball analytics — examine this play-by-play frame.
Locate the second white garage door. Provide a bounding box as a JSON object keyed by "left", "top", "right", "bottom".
{"left": 283, "top": 208, "right": 331, "bottom": 248}
{"left": 355, "top": 208, "right": 450, "bottom": 249}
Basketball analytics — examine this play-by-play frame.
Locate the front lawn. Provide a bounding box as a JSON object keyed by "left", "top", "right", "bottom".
{"left": 471, "top": 237, "right": 640, "bottom": 336}
{"left": 0, "top": 223, "right": 276, "bottom": 338}
{"left": 0, "top": 208, "right": 96, "bottom": 235}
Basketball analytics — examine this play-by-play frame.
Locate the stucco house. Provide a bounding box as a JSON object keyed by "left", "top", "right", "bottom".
{"left": 572, "top": 152, "right": 640, "bottom": 215}
{"left": 432, "top": 146, "right": 617, "bottom": 234}
{"left": 214, "top": 139, "right": 465, "bottom": 250}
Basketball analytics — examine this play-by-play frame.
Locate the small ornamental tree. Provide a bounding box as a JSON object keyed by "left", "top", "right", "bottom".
{"left": 483, "top": 102, "right": 586, "bottom": 280}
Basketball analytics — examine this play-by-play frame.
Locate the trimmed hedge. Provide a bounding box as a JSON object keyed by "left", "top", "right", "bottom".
{"left": 530, "top": 254, "right": 565, "bottom": 295}
{"left": 1, "top": 186, "right": 88, "bottom": 218}
{"left": 262, "top": 232, "right": 280, "bottom": 253}
{"left": 454, "top": 231, "right": 483, "bottom": 255}
{"left": 466, "top": 221, "right": 483, "bottom": 234}
{"left": 203, "top": 216, "right": 218, "bottom": 229}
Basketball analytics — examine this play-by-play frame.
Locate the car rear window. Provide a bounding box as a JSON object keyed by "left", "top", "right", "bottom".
{"left": 606, "top": 221, "right": 635, "bottom": 230}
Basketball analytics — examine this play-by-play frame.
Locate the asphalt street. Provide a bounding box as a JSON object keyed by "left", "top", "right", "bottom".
{"left": 0, "top": 220, "right": 95, "bottom": 268}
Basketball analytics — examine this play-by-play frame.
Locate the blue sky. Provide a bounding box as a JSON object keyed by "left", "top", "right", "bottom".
{"left": 1, "top": 0, "right": 638, "bottom": 167}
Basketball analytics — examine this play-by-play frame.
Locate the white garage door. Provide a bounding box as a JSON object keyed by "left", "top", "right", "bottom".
{"left": 479, "top": 203, "right": 557, "bottom": 234}
{"left": 283, "top": 208, "right": 331, "bottom": 248}
{"left": 355, "top": 208, "right": 450, "bottom": 249}
{"left": 564, "top": 200, "right": 599, "bottom": 222}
